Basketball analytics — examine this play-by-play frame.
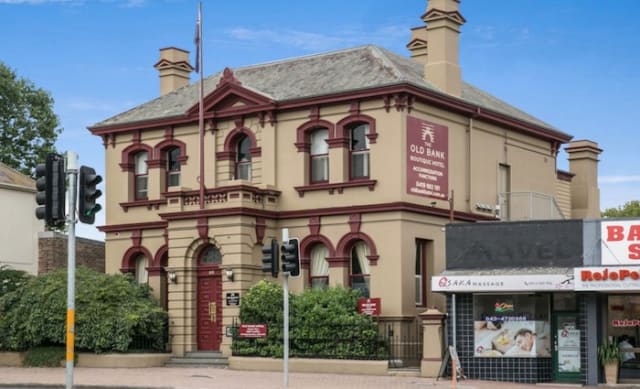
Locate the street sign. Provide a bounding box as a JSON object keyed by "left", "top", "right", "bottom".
{"left": 358, "top": 297, "right": 381, "bottom": 316}
{"left": 239, "top": 324, "right": 267, "bottom": 338}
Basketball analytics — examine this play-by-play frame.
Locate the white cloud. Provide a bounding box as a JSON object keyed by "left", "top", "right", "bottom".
{"left": 600, "top": 175, "right": 640, "bottom": 184}
{"left": 225, "top": 23, "right": 408, "bottom": 52}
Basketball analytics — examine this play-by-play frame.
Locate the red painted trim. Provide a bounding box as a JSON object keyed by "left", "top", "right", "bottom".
{"left": 255, "top": 217, "right": 266, "bottom": 244}
{"left": 154, "top": 138, "right": 188, "bottom": 165}
{"left": 336, "top": 231, "right": 379, "bottom": 266}
{"left": 99, "top": 221, "right": 168, "bottom": 233}
{"left": 89, "top": 84, "right": 571, "bottom": 145}
{"left": 348, "top": 214, "right": 361, "bottom": 233}
{"left": 197, "top": 216, "right": 209, "bottom": 240}
{"left": 120, "top": 246, "right": 154, "bottom": 273}
{"left": 295, "top": 119, "right": 335, "bottom": 152}
{"left": 556, "top": 169, "right": 574, "bottom": 182}
{"left": 119, "top": 199, "right": 165, "bottom": 212}
{"left": 295, "top": 179, "right": 377, "bottom": 197}
{"left": 336, "top": 114, "right": 378, "bottom": 144}
{"left": 220, "top": 127, "right": 259, "bottom": 160}
{"left": 120, "top": 143, "right": 153, "bottom": 172}
{"left": 152, "top": 245, "right": 168, "bottom": 268}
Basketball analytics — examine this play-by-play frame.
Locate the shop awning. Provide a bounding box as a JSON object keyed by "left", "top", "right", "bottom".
{"left": 431, "top": 267, "right": 575, "bottom": 293}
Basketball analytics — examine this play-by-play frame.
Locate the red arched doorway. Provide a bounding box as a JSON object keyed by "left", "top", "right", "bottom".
{"left": 196, "top": 244, "right": 223, "bottom": 351}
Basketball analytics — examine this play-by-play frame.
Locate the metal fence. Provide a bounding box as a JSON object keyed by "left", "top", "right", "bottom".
{"left": 230, "top": 317, "right": 424, "bottom": 368}
{"left": 231, "top": 319, "right": 388, "bottom": 360}
{"left": 378, "top": 318, "right": 423, "bottom": 368}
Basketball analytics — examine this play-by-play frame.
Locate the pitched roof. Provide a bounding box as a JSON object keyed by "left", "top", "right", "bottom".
{"left": 0, "top": 162, "right": 35, "bottom": 191}
{"left": 92, "top": 45, "right": 567, "bottom": 138}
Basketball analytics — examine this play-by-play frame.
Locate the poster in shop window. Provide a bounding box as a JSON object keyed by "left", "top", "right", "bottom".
{"left": 406, "top": 116, "right": 448, "bottom": 200}
{"left": 557, "top": 327, "right": 581, "bottom": 373}
{"left": 474, "top": 319, "right": 551, "bottom": 358}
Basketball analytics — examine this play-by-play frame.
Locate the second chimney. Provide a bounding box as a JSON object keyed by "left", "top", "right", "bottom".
{"left": 421, "top": 0, "right": 466, "bottom": 97}
{"left": 154, "top": 47, "right": 193, "bottom": 96}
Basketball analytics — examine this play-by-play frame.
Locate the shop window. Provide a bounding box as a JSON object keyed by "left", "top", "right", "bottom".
{"left": 415, "top": 239, "right": 427, "bottom": 306}
{"left": 350, "top": 241, "right": 370, "bottom": 298}
{"left": 166, "top": 147, "right": 181, "bottom": 187}
{"left": 310, "top": 128, "right": 329, "bottom": 183}
{"left": 350, "top": 123, "right": 369, "bottom": 179}
{"left": 235, "top": 135, "right": 251, "bottom": 180}
{"left": 310, "top": 244, "right": 329, "bottom": 289}
{"left": 472, "top": 294, "right": 550, "bottom": 358}
{"left": 134, "top": 151, "right": 148, "bottom": 200}
{"left": 134, "top": 255, "right": 148, "bottom": 284}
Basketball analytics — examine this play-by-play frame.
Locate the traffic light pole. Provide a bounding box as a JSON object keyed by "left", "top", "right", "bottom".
{"left": 282, "top": 228, "right": 290, "bottom": 388}
{"left": 65, "top": 151, "right": 78, "bottom": 389}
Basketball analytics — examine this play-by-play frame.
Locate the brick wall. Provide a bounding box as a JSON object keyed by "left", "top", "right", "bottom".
{"left": 38, "top": 231, "right": 105, "bottom": 274}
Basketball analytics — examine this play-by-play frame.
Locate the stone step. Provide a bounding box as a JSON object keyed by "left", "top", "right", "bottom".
{"left": 165, "top": 351, "right": 228, "bottom": 368}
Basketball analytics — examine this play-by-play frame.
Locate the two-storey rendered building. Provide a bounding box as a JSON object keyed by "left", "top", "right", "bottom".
{"left": 89, "top": 0, "right": 601, "bottom": 360}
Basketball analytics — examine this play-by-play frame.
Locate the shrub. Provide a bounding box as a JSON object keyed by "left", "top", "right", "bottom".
{"left": 0, "top": 265, "right": 32, "bottom": 297}
{"left": 0, "top": 267, "right": 166, "bottom": 353}
{"left": 23, "top": 346, "right": 67, "bottom": 367}
{"left": 233, "top": 281, "right": 383, "bottom": 359}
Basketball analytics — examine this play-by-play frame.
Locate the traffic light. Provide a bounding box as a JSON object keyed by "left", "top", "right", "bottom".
{"left": 78, "top": 165, "right": 103, "bottom": 225}
{"left": 281, "top": 238, "right": 300, "bottom": 277}
{"left": 261, "top": 239, "right": 279, "bottom": 278}
{"left": 34, "top": 153, "right": 66, "bottom": 228}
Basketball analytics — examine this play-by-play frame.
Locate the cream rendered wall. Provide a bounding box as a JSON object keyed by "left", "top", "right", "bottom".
{"left": 0, "top": 185, "right": 41, "bottom": 274}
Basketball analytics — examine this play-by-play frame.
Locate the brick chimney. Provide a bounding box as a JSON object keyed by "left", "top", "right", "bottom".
{"left": 153, "top": 47, "right": 193, "bottom": 96}
{"left": 415, "top": 0, "right": 466, "bottom": 97}
{"left": 565, "top": 140, "right": 602, "bottom": 219}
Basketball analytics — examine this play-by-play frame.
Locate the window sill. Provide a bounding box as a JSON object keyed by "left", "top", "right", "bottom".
{"left": 294, "top": 179, "right": 377, "bottom": 197}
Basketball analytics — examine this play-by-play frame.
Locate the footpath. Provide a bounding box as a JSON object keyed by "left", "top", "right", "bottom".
{"left": 0, "top": 367, "right": 637, "bottom": 389}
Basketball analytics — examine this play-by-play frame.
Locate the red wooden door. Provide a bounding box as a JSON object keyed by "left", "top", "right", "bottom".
{"left": 197, "top": 269, "right": 222, "bottom": 350}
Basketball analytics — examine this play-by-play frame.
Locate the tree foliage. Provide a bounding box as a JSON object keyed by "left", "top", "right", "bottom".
{"left": 233, "top": 281, "right": 385, "bottom": 359}
{"left": 0, "top": 265, "right": 33, "bottom": 298}
{"left": 602, "top": 200, "right": 640, "bottom": 218}
{"left": 0, "top": 62, "right": 61, "bottom": 176}
{"left": 0, "top": 267, "right": 166, "bottom": 353}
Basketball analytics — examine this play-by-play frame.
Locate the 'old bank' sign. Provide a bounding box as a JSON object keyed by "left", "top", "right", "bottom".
{"left": 406, "top": 116, "right": 448, "bottom": 200}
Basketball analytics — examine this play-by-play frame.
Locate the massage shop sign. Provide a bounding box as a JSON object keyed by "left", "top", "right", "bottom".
{"left": 406, "top": 116, "right": 448, "bottom": 200}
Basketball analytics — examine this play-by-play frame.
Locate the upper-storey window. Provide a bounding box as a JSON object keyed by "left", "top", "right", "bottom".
{"left": 166, "top": 147, "right": 181, "bottom": 187}
{"left": 134, "top": 151, "right": 148, "bottom": 200}
{"left": 236, "top": 135, "right": 251, "bottom": 180}
{"left": 310, "top": 128, "right": 329, "bottom": 183}
{"left": 350, "top": 123, "right": 369, "bottom": 179}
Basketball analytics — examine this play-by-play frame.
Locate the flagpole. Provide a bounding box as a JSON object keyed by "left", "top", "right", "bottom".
{"left": 197, "top": 1, "right": 205, "bottom": 210}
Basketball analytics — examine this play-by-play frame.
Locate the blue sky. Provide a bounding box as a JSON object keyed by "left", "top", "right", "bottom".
{"left": 1, "top": 0, "right": 639, "bottom": 240}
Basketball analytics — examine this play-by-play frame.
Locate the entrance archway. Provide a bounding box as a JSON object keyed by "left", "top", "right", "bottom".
{"left": 196, "top": 244, "right": 223, "bottom": 351}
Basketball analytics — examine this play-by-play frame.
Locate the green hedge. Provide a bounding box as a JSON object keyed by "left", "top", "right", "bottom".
{"left": 233, "top": 280, "right": 385, "bottom": 359}
{"left": 0, "top": 267, "right": 166, "bottom": 353}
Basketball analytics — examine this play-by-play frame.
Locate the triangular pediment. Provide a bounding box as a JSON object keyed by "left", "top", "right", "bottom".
{"left": 187, "top": 68, "right": 275, "bottom": 117}
{"left": 153, "top": 59, "right": 193, "bottom": 72}
{"left": 406, "top": 38, "right": 428, "bottom": 50}
{"left": 422, "top": 9, "right": 466, "bottom": 25}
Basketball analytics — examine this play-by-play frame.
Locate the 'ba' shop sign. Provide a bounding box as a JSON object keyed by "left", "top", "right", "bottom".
{"left": 574, "top": 266, "right": 640, "bottom": 291}
{"left": 601, "top": 220, "right": 640, "bottom": 264}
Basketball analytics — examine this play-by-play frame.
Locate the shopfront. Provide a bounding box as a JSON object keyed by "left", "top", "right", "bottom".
{"left": 434, "top": 218, "right": 640, "bottom": 385}
{"left": 433, "top": 271, "right": 579, "bottom": 383}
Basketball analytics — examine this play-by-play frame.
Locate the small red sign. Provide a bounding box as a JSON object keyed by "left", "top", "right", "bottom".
{"left": 239, "top": 324, "right": 267, "bottom": 338}
{"left": 358, "top": 297, "right": 381, "bottom": 316}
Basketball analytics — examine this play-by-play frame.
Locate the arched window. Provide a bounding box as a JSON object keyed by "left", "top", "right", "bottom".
{"left": 166, "top": 147, "right": 181, "bottom": 187}
{"left": 350, "top": 123, "right": 369, "bottom": 179}
{"left": 134, "top": 254, "right": 148, "bottom": 284}
{"left": 199, "top": 244, "right": 222, "bottom": 265}
{"left": 134, "top": 151, "right": 148, "bottom": 200}
{"left": 310, "top": 244, "right": 329, "bottom": 289}
{"left": 350, "top": 240, "right": 370, "bottom": 297}
{"left": 235, "top": 135, "right": 251, "bottom": 180}
{"left": 310, "top": 128, "right": 329, "bottom": 183}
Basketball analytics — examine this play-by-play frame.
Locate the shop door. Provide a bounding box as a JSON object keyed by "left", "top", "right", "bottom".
{"left": 552, "top": 312, "right": 581, "bottom": 383}
{"left": 196, "top": 269, "right": 222, "bottom": 350}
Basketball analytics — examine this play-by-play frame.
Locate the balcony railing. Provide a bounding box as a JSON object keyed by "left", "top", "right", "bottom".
{"left": 497, "top": 192, "right": 565, "bottom": 221}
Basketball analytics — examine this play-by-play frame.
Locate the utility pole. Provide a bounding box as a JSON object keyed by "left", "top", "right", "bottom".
{"left": 65, "top": 151, "right": 78, "bottom": 389}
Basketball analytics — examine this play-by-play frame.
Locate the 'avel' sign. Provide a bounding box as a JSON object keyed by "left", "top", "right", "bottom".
{"left": 602, "top": 220, "right": 640, "bottom": 264}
